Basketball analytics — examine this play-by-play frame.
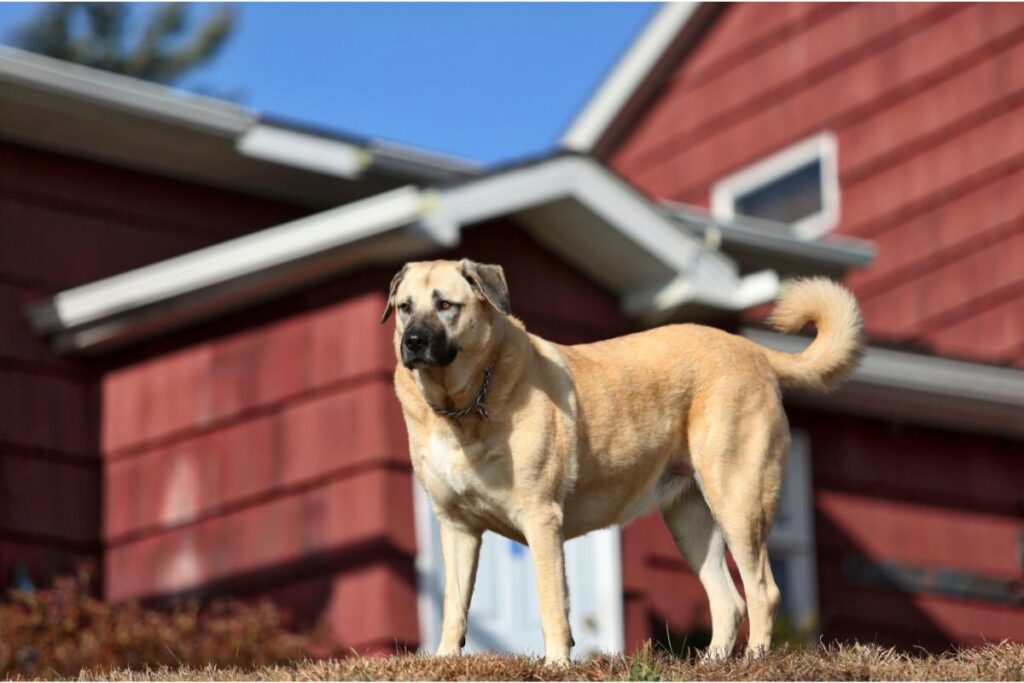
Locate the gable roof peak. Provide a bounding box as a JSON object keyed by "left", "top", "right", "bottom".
{"left": 561, "top": 2, "right": 720, "bottom": 156}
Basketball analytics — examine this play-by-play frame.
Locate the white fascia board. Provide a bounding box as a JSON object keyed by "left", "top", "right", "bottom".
{"left": 0, "top": 44, "right": 252, "bottom": 136}
{"left": 561, "top": 3, "right": 698, "bottom": 152}
{"left": 237, "top": 124, "right": 373, "bottom": 179}
{"left": 744, "top": 327, "right": 1024, "bottom": 438}
{"left": 33, "top": 186, "right": 428, "bottom": 335}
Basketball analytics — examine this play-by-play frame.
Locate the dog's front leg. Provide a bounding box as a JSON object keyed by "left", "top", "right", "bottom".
{"left": 436, "top": 519, "right": 482, "bottom": 656}
{"left": 522, "top": 505, "right": 572, "bottom": 665}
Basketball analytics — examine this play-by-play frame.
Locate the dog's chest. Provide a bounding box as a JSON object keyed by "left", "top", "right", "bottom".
{"left": 420, "top": 429, "right": 509, "bottom": 515}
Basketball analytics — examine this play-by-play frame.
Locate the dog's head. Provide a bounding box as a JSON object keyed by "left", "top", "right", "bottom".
{"left": 381, "top": 259, "right": 510, "bottom": 369}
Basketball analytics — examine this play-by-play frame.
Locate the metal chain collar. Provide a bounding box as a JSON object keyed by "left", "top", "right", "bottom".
{"left": 430, "top": 366, "right": 492, "bottom": 420}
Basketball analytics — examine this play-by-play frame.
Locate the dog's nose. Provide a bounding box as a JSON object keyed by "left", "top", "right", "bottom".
{"left": 403, "top": 330, "right": 428, "bottom": 353}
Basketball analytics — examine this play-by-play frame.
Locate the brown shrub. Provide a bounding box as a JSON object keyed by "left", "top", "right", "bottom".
{"left": 0, "top": 570, "right": 318, "bottom": 679}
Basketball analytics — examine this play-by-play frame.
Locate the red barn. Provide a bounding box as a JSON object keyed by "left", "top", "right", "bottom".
{"left": 1, "top": 2, "right": 1022, "bottom": 657}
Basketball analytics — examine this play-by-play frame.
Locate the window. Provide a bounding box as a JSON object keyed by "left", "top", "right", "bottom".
{"left": 767, "top": 430, "right": 819, "bottom": 637}
{"left": 712, "top": 132, "right": 840, "bottom": 239}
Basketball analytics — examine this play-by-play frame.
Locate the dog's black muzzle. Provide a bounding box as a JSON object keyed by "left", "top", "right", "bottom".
{"left": 401, "top": 323, "right": 458, "bottom": 368}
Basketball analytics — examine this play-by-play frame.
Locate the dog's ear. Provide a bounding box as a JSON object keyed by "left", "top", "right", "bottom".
{"left": 380, "top": 264, "right": 408, "bottom": 323}
{"left": 460, "top": 259, "right": 510, "bottom": 315}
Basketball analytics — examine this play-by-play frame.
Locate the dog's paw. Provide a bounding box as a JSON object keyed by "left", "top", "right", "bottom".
{"left": 743, "top": 644, "right": 770, "bottom": 660}
{"left": 700, "top": 647, "right": 731, "bottom": 664}
{"left": 543, "top": 656, "right": 571, "bottom": 668}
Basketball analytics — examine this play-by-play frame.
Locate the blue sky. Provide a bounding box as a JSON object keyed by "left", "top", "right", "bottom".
{"left": 0, "top": 3, "right": 656, "bottom": 165}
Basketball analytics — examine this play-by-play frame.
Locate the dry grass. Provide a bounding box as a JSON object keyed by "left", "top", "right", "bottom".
{"left": 77, "top": 641, "right": 1024, "bottom": 681}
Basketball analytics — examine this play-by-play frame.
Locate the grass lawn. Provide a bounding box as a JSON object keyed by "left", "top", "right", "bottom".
{"left": 78, "top": 642, "right": 1024, "bottom": 681}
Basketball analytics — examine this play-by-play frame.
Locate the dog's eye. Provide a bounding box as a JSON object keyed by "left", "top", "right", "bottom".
{"left": 438, "top": 300, "right": 453, "bottom": 311}
{"left": 398, "top": 302, "right": 411, "bottom": 314}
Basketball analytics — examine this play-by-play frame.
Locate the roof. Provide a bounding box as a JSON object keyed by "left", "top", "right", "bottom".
{"left": 561, "top": 2, "right": 718, "bottom": 155}
{"left": 29, "top": 154, "right": 794, "bottom": 354}
{"left": 0, "top": 44, "right": 480, "bottom": 207}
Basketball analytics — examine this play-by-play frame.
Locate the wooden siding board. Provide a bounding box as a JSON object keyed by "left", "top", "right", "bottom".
{"left": 817, "top": 555, "right": 1024, "bottom": 645}
{"left": 104, "top": 467, "right": 416, "bottom": 602}
{"left": 613, "top": 2, "right": 850, "bottom": 172}
{"left": 795, "top": 412, "right": 1024, "bottom": 515}
{"left": 815, "top": 490, "right": 1022, "bottom": 578}
{"left": 675, "top": 3, "right": 840, "bottom": 89}
{"left": 0, "top": 141, "right": 302, "bottom": 240}
{"left": 0, "top": 453, "right": 100, "bottom": 543}
{"left": 105, "top": 378, "right": 407, "bottom": 541}
{"left": 840, "top": 38, "right": 1024, "bottom": 182}
{"left": 846, "top": 164, "right": 1024, "bottom": 298}
{"left": 0, "top": 368, "right": 97, "bottom": 456}
{"left": 325, "top": 559, "right": 421, "bottom": 651}
{"left": 102, "top": 291, "right": 391, "bottom": 455}
{"left": 840, "top": 102, "right": 1024, "bottom": 238}
{"left": 928, "top": 293, "right": 1024, "bottom": 363}
{"left": 859, "top": 230, "right": 1024, "bottom": 342}
{"left": 0, "top": 199, "right": 213, "bottom": 289}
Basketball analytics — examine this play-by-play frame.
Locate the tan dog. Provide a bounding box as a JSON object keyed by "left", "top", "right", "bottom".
{"left": 383, "top": 259, "right": 863, "bottom": 664}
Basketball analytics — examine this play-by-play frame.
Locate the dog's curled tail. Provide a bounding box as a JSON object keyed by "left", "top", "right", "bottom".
{"left": 760, "top": 277, "right": 864, "bottom": 393}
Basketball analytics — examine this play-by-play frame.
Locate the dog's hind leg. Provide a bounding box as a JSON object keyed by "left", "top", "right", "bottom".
{"left": 696, "top": 420, "right": 785, "bottom": 657}
{"left": 661, "top": 486, "right": 744, "bottom": 660}
{"left": 718, "top": 516, "right": 781, "bottom": 657}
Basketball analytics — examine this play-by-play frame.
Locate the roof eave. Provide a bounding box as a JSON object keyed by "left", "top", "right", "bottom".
{"left": 666, "top": 203, "right": 876, "bottom": 277}
{"left": 0, "top": 44, "right": 480, "bottom": 207}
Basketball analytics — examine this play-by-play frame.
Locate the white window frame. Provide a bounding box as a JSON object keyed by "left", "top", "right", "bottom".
{"left": 711, "top": 132, "right": 840, "bottom": 240}
{"left": 767, "top": 430, "right": 819, "bottom": 635}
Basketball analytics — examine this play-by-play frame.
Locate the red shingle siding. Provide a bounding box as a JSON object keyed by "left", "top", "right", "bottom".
{"left": 803, "top": 411, "right": 1024, "bottom": 648}
{"left": 99, "top": 287, "right": 414, "bottom": 651}
{"left": 611, "top": 2, "right": 1024, "bottom": 366}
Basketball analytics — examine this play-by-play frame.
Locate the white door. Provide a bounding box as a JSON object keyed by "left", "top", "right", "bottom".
{"left": 414, "top": 483, "right": 624, "bottom": 657}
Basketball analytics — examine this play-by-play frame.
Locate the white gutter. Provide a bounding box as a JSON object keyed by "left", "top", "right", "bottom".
{"left": 664, "top": 202, "right": 876, "bottom": 272}
{"left": 744, "top": 328, "right": 1024, "bottom": 439}
{"left": 0, "top": 44, "right": 478, "bottom": 197}
{"left": 0, "top": 44, "right": 252, "bottom": 136}
{"left": 236, "top": 124, "right": 373, "bottom": 180}
{"left": 561, "top": 3, "right": 699, "bottom": 153}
